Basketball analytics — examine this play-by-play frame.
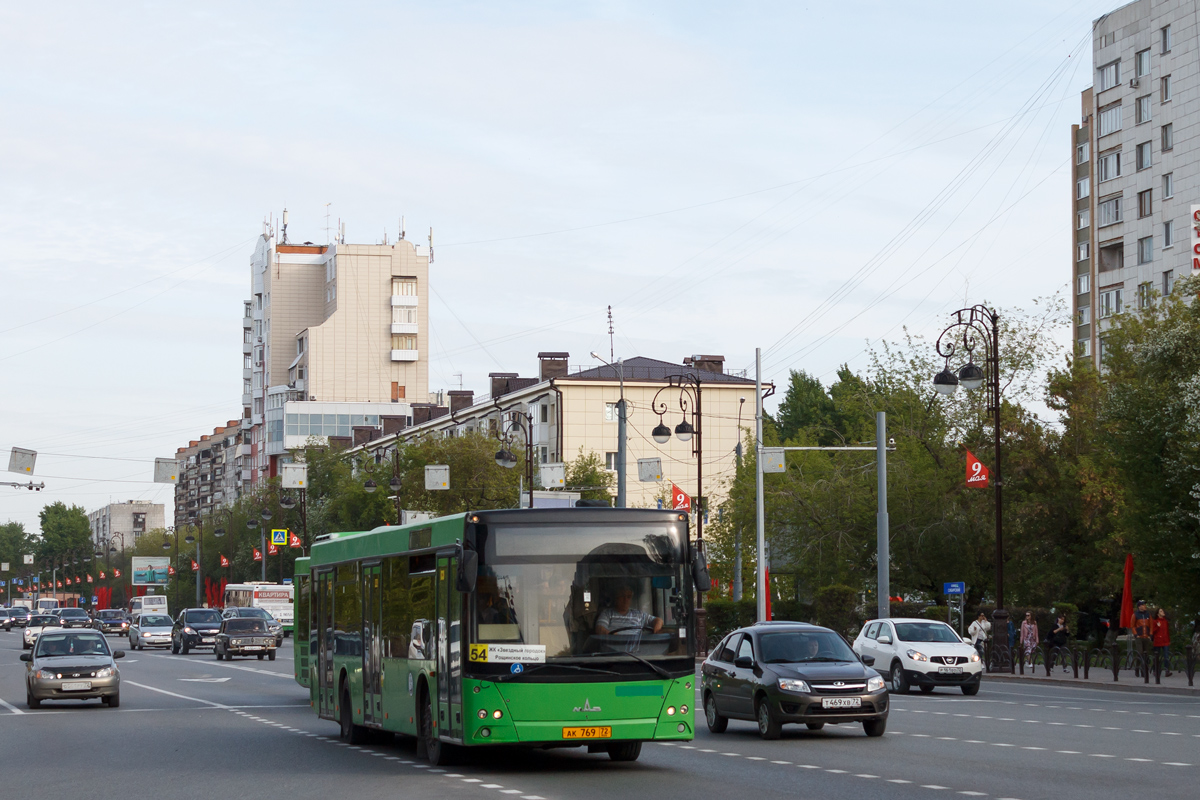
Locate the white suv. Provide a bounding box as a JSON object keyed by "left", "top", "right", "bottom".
{"left": 853, "top": 618, "right": 982, "bottom": 695}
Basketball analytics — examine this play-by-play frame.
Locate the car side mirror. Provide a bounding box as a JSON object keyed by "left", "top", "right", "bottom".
{"left": 733, "top": 655, "right": 754, "bottom": 669}
{"left": 877, "top": 635, "right": 892, "bottom": 645}
{"left": 962, "top": 636, "right": 972, "bottom": 645}
{"left": 19, "top": 653, "right": 31, "bottom": 662}
{"left": 456, "top": 548, "right": 478, "bottom": 593}
{"left": 860, "top": 654, "right": 875, "bottom": 666}
{"left": 113, "top": 650, "right": 125, "bottom": 659}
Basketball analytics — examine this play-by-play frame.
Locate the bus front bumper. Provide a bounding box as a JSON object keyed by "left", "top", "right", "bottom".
{"left": 469, "top": 716, "right": 693, "bottom": 745}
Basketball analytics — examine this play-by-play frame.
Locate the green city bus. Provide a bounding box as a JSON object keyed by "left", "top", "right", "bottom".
{"left": 293, "top": 507, "right": 706, "bottom": 764}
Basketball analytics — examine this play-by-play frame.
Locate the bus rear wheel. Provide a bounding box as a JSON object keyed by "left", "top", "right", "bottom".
{"left": 606, "top": 741, "right": 642, "bottom": 762}
{"left": 339, "top": 689, "right": 366, "bottom": 744}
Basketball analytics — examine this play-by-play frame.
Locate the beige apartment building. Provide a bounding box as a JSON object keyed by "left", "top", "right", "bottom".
{"left": 245, "top": 219, "right": 430, "bottom": 482}
{"left": 88, "top": 500, "right": 165, "bottom": 549}
{"left": 350, "top": 352, "right": 760, "bottom": 512}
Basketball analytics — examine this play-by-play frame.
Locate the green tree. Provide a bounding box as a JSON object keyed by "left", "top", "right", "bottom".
{"left": 564, "top": 449, "right": 614, "bottom": 503}
{"left": 38, "top": 502, "right": 91, "bottom": 564}
{"left": 775, "top": 370, "right": 836, "bottom": 444}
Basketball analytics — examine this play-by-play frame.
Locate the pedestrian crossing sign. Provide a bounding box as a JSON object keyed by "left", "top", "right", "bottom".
{"left": 271, "top": 529, "right": 288, "bottom": 546}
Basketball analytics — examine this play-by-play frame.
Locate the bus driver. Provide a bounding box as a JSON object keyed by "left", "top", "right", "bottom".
{"left": 595, "top": 585, "right": 663, "bottom": 636}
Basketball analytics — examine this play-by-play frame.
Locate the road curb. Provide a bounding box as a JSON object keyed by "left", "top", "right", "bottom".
{"left": 984, "top": 671, "right": 1199, "bottom": 697}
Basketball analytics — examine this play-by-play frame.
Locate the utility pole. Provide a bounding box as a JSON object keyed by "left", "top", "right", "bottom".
{"left": 733, "top": 397, "right": 746, "bottom": 602}
{"left": 616, "top": 358, "right": 626, "bottom": 508}
{"left": 755, "top": 348, "right": 767, "bottom": 623}
{"left": 876, "top": 412, "right": 890, "bottom": 620}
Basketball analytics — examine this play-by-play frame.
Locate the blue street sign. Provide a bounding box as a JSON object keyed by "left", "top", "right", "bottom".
{"left": 944, "top": 582, "right": 966, "bottom": 595}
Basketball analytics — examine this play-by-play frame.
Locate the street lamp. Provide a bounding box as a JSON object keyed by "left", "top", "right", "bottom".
{"left": 933, "top": 303, "right": 1007, "bottom": 667}
{"left": 493, "top": 399, "right": 544, "bottom": 509}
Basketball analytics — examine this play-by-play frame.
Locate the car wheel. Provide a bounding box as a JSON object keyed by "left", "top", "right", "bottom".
{"left": 806, "top": 722, "right": 825, "bottom": 731}
{"left": 267, "top": 651, "right": 276, "bottom": 661}
{"left": 755, "top": 696, "right": 782, "bottom": 740}
{"left": 22, "top": 641, "right": 29, "bottom": 650}
{"left": 606, "top": 741, "right": 642, "bottom": 762}
{"left": 890, "top": 662, "right": 909, "bottom": 694}
{"left": 171, "top": 639, "right": 179, "bottom": 655}
{"left": 181, "top": 641, "right": 190, "bottom": 655}
{"left": 258, "top": 653, "right": 265, "bottom": 660}
{"left": 107, "top": 692, "right": 120, "bottom": 709}
{"left": 961, "top": 682, "right": 980, "bottom": 696}
{"left": 27, "top": 692, "right": 40, "bottom": 709}
{"left": 215, "top": 647, "right": 223, "bottom": 661}
{"left": 704, "top": 692, "right": 728, "bottom": 733}
{"left": 863, "top": 718, "right": 886, "bottom": 737}
{"left": 920, "top": 685, "right": 935, "bottom": 694}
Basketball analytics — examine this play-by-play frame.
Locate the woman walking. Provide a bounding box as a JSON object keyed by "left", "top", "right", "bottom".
{"left": 1151, "top": 607, "right": 1173, "bottom": 677}
{"left": 1020, "top": 611, "right": 1039, "bottom": 668}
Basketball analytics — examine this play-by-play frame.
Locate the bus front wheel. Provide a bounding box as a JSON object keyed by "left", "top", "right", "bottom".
{"left": 606, "top": 741, "right": 642, "bottom": 762}
{"left": 420, "top": 689, "right": 454, "bottom": 766}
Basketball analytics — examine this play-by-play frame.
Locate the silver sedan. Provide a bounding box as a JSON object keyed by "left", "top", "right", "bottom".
{"left": 128, "top": 612, "right": 174, "bottom": 650}
{"left": 22, "top": 629, "right": 124, "bottom": 708}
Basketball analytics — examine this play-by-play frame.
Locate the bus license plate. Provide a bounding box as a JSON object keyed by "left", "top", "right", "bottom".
{"left": 61, "top": 682, "right": 91, "bottom": 691}
{"left": 821, "top": 697, "right": 861, "bottom": 709}
{"left": 562, "top": 726, "right": 612, "bottom": 739}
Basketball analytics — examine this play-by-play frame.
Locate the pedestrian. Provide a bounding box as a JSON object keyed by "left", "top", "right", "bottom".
{"left": 1151, "top": 607, "right": 1173, "bottom": 677}
{"left": 1020, "top": 611, "right": 1039, "bottom": 667}
{"left": 1131, "top": 600, "right": 1153, "bottom": 676}
{"left": 968, "top": 612, "right": 991, "bottom": 658}
{"left": 1049, "top": 614, "right": 1070, "bottom": 673}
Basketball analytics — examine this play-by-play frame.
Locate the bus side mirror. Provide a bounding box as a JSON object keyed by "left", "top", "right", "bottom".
{"left": 691, "top": 550, "right": 710, "bottom": 592}
{"left": 456, "top": 549, "right": 478, "bottom": 593}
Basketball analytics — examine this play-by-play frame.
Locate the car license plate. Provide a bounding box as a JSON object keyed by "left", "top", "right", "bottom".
{"left": 562, "top": 726, "right": 612, "bottom": 739}
{"left": 937, "top": 666, "right": 963, "bottom": 674}
{"left": 821, "top": 697, "right": 862, "bottom": 709}
{"left": 202, "top": 638, "right": 215, "bottom": 643}
{"left": 245, "top": 646, "right": 262, "bottom": 650}
{"left": 61, "top": 681, "right": 92, "bottom": 691}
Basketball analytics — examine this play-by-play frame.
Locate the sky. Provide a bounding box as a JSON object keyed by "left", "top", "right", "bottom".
{"left": 0, "top": 1, "right": 1115, "bottom": 534}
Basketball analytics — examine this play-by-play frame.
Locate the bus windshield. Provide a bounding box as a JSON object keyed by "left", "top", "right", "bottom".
{"left": 474, "top": 522, "right": 692, "bottom": 664}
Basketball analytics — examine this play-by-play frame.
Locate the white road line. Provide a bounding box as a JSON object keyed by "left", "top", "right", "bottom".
{"left": 0, "top": 696, "right": 26, "bottom": 715}
{"left": 123, "top": 680, "right": 228, "bottom": 708}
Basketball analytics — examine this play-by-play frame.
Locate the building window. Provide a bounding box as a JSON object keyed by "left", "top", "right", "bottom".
{"left": 1161, "top": 75, "right": 1171, "bottom": 102}
{"left": 1076, "top": 142, "right": 1089, "bottom": 164}
{"left": 1078, "top": 338, "right": 1091, "bottom": 357}
{"left": 1162, "top": 172, "right": 1173, "bottom": 198}
{"left": 1098, "top": 149, "right": 1121, "bottom": 181}
{"left": 540, "top": 404, "right": 549, "bottom": 423}
{"left": 1163, "top": 269, "right": 1175, "bottom": 295}
{"left": 296, "top": 336, "right": 305, "bottom": 355}
{"left": 1137, "top": 236, "right": 1153, "bottom": 264}
{"left": 1136, "top": 141, "right": 1151, "bottom": 170}
{"left": 1138, "top": 189, "right": 1152, "bottom": 218}
{"left": 1161, "top": 123, "right": 1173, "bottom": 151}
{"left": 1076, "top": 177, "right": 1090, "bottom": 199}
{"left": 1097, "top": 196, "right": 1122, "bottom": 227}
{"left": 1137, "top": 281, "right": 1153, "bottom": 309}
{"left": 1078, "top": 274, "right": 1090, "bottom": 294}
{"left": 392, "top": 306, "right": 418, "bottom": 324}
{"left": 1136, "top": 95, "right": 1151, "bottom": 124}
{"left": 1098, "top": 61, "right": 1120, "bottom": 91}
{"left": 391, "top": 334, "right": 417, "bottom": 350}
{"left": 1077, "top": 209, "right": 1090, "bottom": 229}
{"left": 1099, "top": 240, "right": 1123, "bottom": 272}
{"left": 1077, "top": 241, "right": 1090, "bottom": 262}
{"left": 1099, "top": 288, "right": 1124, "bottom": 318}
{"left": 1163, "top": 220, "right": 1174, "bottom": 248}
{"left": 1099, "top": 336, "right": 1109, "bottom": 364}
{"left": 132, "top": 513, "right": 146, "bottom": 532}
{"left": 1099, "top": 102, "right": 1122, "bottom": 136}
{"left": 1161, "top": 25, "right": 1171, "bottom": 54}
{"left": 391, "top": 277, "right": 418, "bottom": 296}
{"left": 1136, "top": 48, "right": 1150, "bottom": 77}
{"left": 1078, "top": 306, "right": 1091, "bottom": 325}
{"left": 604, "top": 402, "right": 618, "bottom": 421}
{"left": 605, "top": 452, "right": 618, "bottom": 471}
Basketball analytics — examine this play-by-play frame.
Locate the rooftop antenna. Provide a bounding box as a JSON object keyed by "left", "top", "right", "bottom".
{"left": 607, "top": 305, "right": 615, "bottom": 363}
{"left": 454, "top": 372, "right": 463, "bottom": 390}
{"left": 400, "top": 216, "right": 406, "bottom": 240}
{"left": 383, "top": 228, "right": 388, "bottom": 246}
{"left": 323, "top": 203, "right": 332, "bottom": 244}
{"left": 338, "top": 219, "right": 345, "bottom": 244}
{"left": 428, "top": 227, "right": 434, "bottom": 263}
{"left": 281, "top": 208, "right": 289, "bottom": 244}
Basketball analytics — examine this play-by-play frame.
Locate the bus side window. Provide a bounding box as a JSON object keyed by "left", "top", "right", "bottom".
{"left": 381, "top": 556, "right": 411, "bottom": 658}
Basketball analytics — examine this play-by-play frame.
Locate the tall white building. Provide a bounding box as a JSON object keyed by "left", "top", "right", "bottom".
{"left": 1074, "top": 0, "right": 1200, "bottom": 364}
{"left": 244, "top": 217, "right": 431, "bottom": 482}
{"left": 88, "top": 500, "right": 165, "bottom": 549}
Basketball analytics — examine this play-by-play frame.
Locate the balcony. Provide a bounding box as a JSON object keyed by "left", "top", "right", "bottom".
{"left": 237, "top": 443, "right": 252, "bottom": 457}
{"left": 242, "top": 341, "right": 253, "bottom": 354}
{"left": 391, "top": 349, "right": 419, "bottom": 362}
{"left": 243, "top": 368, "right": 253, "bottom": 380}
{"left": 243, "top": 315, "right": 253, "bottom": 330}
{"left": 390, "top": 295, "right": 419, "bottom": 307}
{"left": 391, "top": 322, "right": 418, "bottom": 335}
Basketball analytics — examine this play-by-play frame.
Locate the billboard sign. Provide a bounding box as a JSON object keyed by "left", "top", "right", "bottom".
{"left": 131, "top": 556, "right": 170, "bottom": 586}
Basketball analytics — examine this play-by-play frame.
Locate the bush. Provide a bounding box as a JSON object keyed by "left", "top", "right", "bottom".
{"left": 703, "top": 599, "right": 756, "bottom": 644}
{"left": 813, "top": 584, "right": 860, "bottom": 637}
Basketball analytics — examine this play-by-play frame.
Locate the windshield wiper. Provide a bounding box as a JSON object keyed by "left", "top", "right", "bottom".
{"left": 571, "top": 650, "right": 672, "bottom": 679}
{"left": 494, "top": 663, "right": 619, "bottom": 682}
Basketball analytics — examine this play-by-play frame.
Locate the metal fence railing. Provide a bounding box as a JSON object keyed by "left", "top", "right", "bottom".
{"left": 982, "top": 641, "right": 1197, "bottom": 687}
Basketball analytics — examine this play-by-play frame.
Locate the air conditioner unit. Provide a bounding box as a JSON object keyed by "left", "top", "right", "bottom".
{"left": 1130, "top": 78, "right": 1140, "bottom": 88}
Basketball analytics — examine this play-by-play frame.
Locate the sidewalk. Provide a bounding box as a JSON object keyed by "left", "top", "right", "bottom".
{"left": 985, "top": 666, "right": 1199, "bottom": 695}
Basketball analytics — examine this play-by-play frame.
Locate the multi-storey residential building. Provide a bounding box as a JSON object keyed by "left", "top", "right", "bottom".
{"left": 349, "top": 352, "right": 761, "bottom": 512}
{"left": 1074, "top": 1, "right": 1199, "bottom": 364}
{"left": 173, "top": 421, "right": 246, "bottom": 529}
{"left": 88, "top": 500, "right": 165, "bottom": 549}
{"left": 244, "top": 220, "right": 430, "bottom": 482}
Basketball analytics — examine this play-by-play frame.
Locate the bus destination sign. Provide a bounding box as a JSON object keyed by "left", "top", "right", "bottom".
{"left": 468, "top": 644, "right": 547, "bottom": 664}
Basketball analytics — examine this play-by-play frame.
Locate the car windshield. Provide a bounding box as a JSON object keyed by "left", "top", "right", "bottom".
{"left": 140, "top": 615, "right": 172, "bottom": 627}
{"left": 185, "top": 610, "right": 222, "bottom": 625}
{"left": 98, "top": 611, "right": 124, "bottom": 619}
{"left": 37, "top": 632, "right": 110, "bottom": 657}
{"left": 894, "top": 622, "right": 963, "bottom": 643}
{"left": 31, "top": 615, "right": 58, "bottom": 626}
{"left": 472, "top": 522, "right": 693, "bottom": 664}
{"left": 238, "top": 608, "right": 273, "bottom": 619}
{"left": 60, "top": 609, "right": 87, "bottom": 618}
{"left": 226, "top": 619, "right": 268, "bottom": 633}
{"left": 760, "top": 630, "right": 859, "bottom": 663}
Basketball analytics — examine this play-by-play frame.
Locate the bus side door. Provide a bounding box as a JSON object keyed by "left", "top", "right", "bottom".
{"left": 316, "top": 570, "right": 335, "bottom": 719}
{"left": 362, "top": 562, "right": 383, "bottom": 726}
{"left": 436, "top": 555, "right": 462, "bottom": 742}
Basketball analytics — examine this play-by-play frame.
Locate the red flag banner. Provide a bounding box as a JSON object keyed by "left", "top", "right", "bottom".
{"left": 1119, "top": 553, "right": 1135, "bottom": 629}
{"left": 87, "top": 574, "right": 93, "bottom": 584}
{"left": 252, "top": 548, "right": 262, "bottom": 562}
{"left": 114, "top": 569, "right": 121, "bottom": 578}
{"left": 219, "top": 554, "right": 230, "bottom": 568}
{"left": 99, "top": 571, "right": 106, "bottom": 579}
{"left": 168, "top": 565, "right": 175, "bottom": 576}
{"left": 191, "top": 559, "right": 199, "bottom": 572}
{"left": 671, "top": 483, "right": 691, "bottom": 512}
{"left": 267, "top": 542, "right": 279, "bottom": 556}
{"left": 965, "top": 450, "right": 990, "bottom": 487}
{"left": 289, "top": 532, "right": 302, "bottom": 549}
{"left": 57, "top": 581, "right": 62, "bottom": 588}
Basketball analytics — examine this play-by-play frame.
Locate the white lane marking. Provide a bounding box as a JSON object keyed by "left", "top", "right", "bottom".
{"left": 1163, "top": 762, "right": 1192, "bottom": 766}
{"left": 124, "top": 680, "right": 228, "bottom": 708}
{"left": 179, "top": 677, "right": 232, "bottom": 683}
{"left": 145, "top": 653, "right": 290, "bottom": 678}
{"left": 0, "top": 697, "right": 26, "bottom": 715}
{"left": 887, "top": 779, "right": 912, "bottom": 784}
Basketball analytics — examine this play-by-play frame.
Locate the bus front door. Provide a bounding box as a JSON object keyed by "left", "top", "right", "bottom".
{"left": 362, "top": 562, "right": 382, "bottom": 726}
{"left": 317, "top": 570, "right": 335, "bottom": 719}
{"left": 436, "top": 555, "right": 463, "bottom": 742}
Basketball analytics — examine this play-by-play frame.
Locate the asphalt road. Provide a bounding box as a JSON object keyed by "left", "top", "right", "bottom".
{"left": 1, "top": 628, "right": 1197, "bottom": 800}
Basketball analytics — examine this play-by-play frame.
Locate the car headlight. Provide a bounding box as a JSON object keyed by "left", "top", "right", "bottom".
{"left": 35, "top": 669, "right": 57, "bottom": 680}
{"left": 184, "top": 626, "right": 195, "bottom": 634}
{"left": 95, "top": 667, "right": 115, "bottom": 678}
{"left": 906, "top": 649, "right": 929, "bottom": 662}
{"left": 777, "top": 678, "right": 812, "bottom": 693}
{"left": 969, "top": 651, "right": 981, "bottom": 663}
{"left": 142, "top": 631, "right": 154, "bottom": 637}
{"left": 867, "top": 676, "right": 887, "bottom": 692}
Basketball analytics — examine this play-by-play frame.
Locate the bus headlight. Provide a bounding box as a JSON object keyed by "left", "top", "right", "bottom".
{"left": 477, "top": 709, "right": 487, "bottom": 719}
{"left": 680, "top": 705, "right": 688, "bottom": 714}
{"left": 492, "top": 710, "right": 503, "bottom": 719}
{"left": 666, "top": 706, "right": 676, "bottom": 715}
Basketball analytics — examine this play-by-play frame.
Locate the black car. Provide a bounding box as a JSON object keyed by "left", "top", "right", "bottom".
{"left": 56, "top": 608, "right": 92, "bottom": 629}
{"left": 214, "top": 618, "right": 278, "bottom": 661}
{"left": 93, "top": 609, "right": 130, "bottom": 635}
{"left": 221, "top": 607, "right": 284, "bottom": 647}
{"left": 171, "top": 608, "right": 223, "bottom": 654}
{"left": 8, "top": 607, "right": 31, "bottom": 627}
{"left": 1, "top": 609, "right": 13, "bottom": 631}
{"left": 701, "top": 622, "right": 889, "bottom": 739}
